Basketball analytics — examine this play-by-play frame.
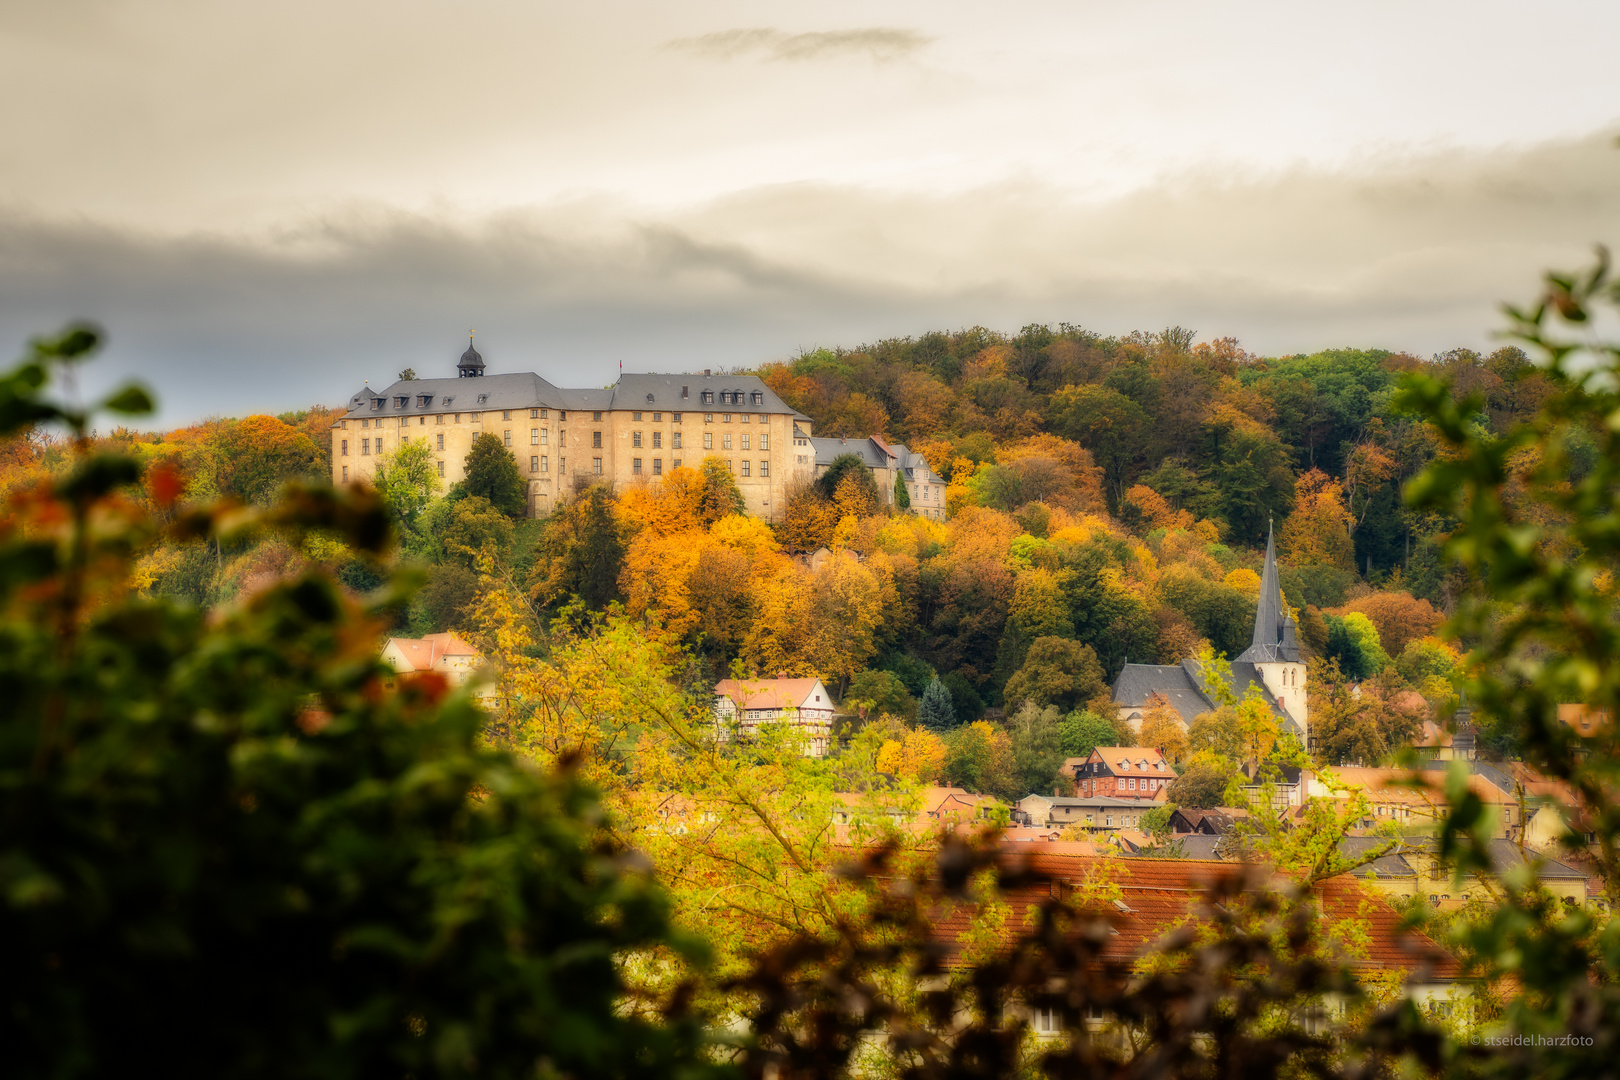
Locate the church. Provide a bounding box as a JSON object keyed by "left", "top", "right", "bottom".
{"left": 1110, "top": 526, "right": 1309, "bottom": 745}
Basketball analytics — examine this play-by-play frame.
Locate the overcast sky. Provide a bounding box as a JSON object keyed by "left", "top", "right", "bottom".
{"left": 3, "top": 0, "right": 1619, "bottom": 424}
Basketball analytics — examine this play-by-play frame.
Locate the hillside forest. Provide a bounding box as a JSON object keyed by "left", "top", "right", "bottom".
{"left": 0, "top": 326, "right": 1546, "bottom": 804}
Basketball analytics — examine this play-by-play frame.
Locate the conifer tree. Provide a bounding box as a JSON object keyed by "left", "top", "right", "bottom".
{"left": 462, "top": 432, "right": 527, "bottom": 519}
{"left": 917, "top": 675, "right": 956, "bottom": 732}
{"left": 894, "top": 470, "right": 910, "bottom": 510}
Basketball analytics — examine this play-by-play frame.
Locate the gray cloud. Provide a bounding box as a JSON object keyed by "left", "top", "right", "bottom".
{"left": 666, "top": 27, "right": 931, "bottom": 63}
{"left": 3, "top": 129, "right": 1618, "bottom": 427}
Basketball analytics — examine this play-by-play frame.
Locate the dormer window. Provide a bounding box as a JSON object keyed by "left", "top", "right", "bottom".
{"left": 394, "top": 396, "right": 408, "bottom": 408}
{"left": 370, "top": 399, "right": 382, "bottom": 411}
{"left": 443, "top": 396, "right": 454, "bottom": 405}
{"left": 682, "top": 385, "right": 689, "bottom": 399}
{"left": 646, "top": 393, "right": 655, "bottom": 404}
{"left": 751, "top": 391, "right": 763, "bottom": 405}
{"left": 702, "top": 390, "right": 714, "bottom": 405}
{"left": 477, "top": 394, "right": 488, "bottom": 404}
{"left": 417, "top": 394, "right": 432, "bottom": 407}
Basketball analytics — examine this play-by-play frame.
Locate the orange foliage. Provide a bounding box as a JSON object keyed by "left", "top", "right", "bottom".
{"left": 1335, "top": 591, "right": 1442, "bottom": 659}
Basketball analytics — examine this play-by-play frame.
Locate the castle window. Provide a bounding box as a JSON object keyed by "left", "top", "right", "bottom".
{"left": 592, "top": 458, "right": 602, "bottom": 475}
{"left": 340, "top": 440, "right": 348, "bottom": 456}
{"left": 672, "top": 459, "right": 681, "bottom": 469}
{"left": 722, "top": 414, "right": 731, "bottom": 423}
{"left": 503, "top": 410, "right": 512, "bottom": 421}
{"left": 342, "top": 466, "right": 348, "bottom": 482}
{"left": 740, "top": 434, "right": 750, "bottom": 450}
{"left": 436, "top": 414, "right": 444, "bottom": 425}
{"left": 652, "top": 431, "right": 662, "bottom": 449}
{"left": 759, "top": 460, "right": 768, "bottom": 477}
{"left": 454, "top": 413, "right": 460, "bottom": 423}
{"left": 652, "top": 412, "right": 661, "bottom": 421}
{"left": 504, "top": 430, "right": 512, "bottom": 447}
{"left": 437, "top": 433, "right": 444, "bottom": 451}
{"left": 722, "top": 434, "right": 731, "bottom": 450}
{"left": 541, "top": 455, "right": 548, "bottom": 473}
{"left": 703, "top": 433, "right": 713, "bottom": 450}
{"left": 531, "top": 456, "right": 539, "bottom": 473}
{"left": 739, "top": 413, "right": 749, "bottom": 423}
{"left": 760, "top": 433, "right": 768, "bottom": 450}
{"left": 361, "top": 438, "right": 370, "bottom": 455}
{"left": 437, "top": 461, "right": 444, "bottom": 477}
{"left": 672, "top": 412, "right": 681, "bottom": 422}
{"left": 371, "top": 399, "right": 381, "bottom": 411}
{"left": 633, "top": 431, "right": 642, "bottom": 448}
{"left": 394, "top": 396, "right": 408, "bottom": 408}
{"left": 592, "top": 411, "right": 602, "bottom": 422}
{"left": 740, "top": 461, "right": 750, "bottom": 477}
{"left": 633, "top": 411, "right": 642, "bottom": 421}
{"left": 751, "top": 391, "right": 763, "bottom": 405}
{"left": 701, "top": 390, "right": 713, "bottom": 404}
{"left": 633, "top": 458, "right": 642, "bottom": 474}
{"left": 652, "top": 458, "right": 662, "bottom": 475}
{"left": 540, "top": 408, "right": 548, "bottom": 419}
{"left": 531, "top": 428, "right": 539, "bottom": 445}
{"left": 673, "top": 432, "right": 682, "bottom": 449}
{"left": 592, "top": 431, "right": 602, "bottom": 448}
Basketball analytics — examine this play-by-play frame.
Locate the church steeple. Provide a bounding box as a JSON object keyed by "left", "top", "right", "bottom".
{"left": 1237, "top": 519, "right": 1299, "bottom": 663}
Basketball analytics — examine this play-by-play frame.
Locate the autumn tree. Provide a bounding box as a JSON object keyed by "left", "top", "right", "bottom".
{"left": 1165, "top": 754, "right": 1239, "bottom": 808}
{"left": 1337, "top": 590, "right": 1442, "bottom": 658}
{"left": 1001, "top": 636, "right": 1104, "bottom": 713}
{"left": 845, "top": 668, "right": 916, "bottom": 722}
{"left": 531, "top": 485, "right": 624, "bottom": 610}
{"left": 462, "top": 432, "right": 526, "bottom": 518}
{"left": 874, "top": 726, "right": 946, "bottom": 783}
{"left": 776, "top": 484, "right": 839, "bottom": 552}
{"left": 943, "top": 720, "right": 1016, "bottom": 798}
{"left": 1137, "top": 693, "right": 1190, "bottom": 764}
{"left": 1279, "top": 468, "right": 1356, "bottom": 571}
{"left": 214, "top": 414, "right": 319, "bottom": 504}
{"left": 441, "top": 494, "right": 515, "bottom": 568}
{"left": 1008, "top": 702, "right": 1067, "bottom": 797}
{"left": 697, "top": 456, "right": 746, "bottom": 523}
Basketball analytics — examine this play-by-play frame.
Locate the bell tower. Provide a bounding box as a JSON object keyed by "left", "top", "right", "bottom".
{"left": 1237, "top": 521, "right": 1307, "bottom": 742}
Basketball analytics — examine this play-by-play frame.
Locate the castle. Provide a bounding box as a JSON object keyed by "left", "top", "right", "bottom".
{"left": 1110, "top": 524, "right": 1309, "bottom": 745}
{"left": 329, "top": 340, "right": 946, "bottom": 522}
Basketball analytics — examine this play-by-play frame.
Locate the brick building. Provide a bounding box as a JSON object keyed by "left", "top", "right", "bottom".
{"left": 1070, "top": 746, "right": 1172, "bottom": 799}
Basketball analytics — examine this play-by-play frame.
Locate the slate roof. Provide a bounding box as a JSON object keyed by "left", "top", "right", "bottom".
{"left": 812, "top": 436, "right": 893, "bottom": 469}
{"left": 1237, "top": 521, "right": 1300, "bottom": 663}
{"left": 338, "top": 370, "right": 810, "bottom": 422}
{"left": 928, "top": 852, "right": 1460, "bottom": 979}
{"left": 1112, "top": 659, "right": 1300, "bottom": 736}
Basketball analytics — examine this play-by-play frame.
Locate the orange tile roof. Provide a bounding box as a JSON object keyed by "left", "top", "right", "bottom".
{"left": 714, "top": 677, "right": 826, "bottom": 711}
{"left": 1092, "top": 746, "right": 1170, "bottom": 777}
{"left": 1318, "top": 767, "right": 1512, "bottom": 806}
{"left": 928, "top": 850, "right": 1459, "bottom": 980}
{"left": 385, "top": 633, "right": 479, "bottom": 671}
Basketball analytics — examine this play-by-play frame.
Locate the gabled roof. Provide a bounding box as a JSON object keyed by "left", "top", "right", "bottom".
{"left": 342, "top": 372, "right": 564, "bottom": 420}
{"left": 811, "top": 436, "right": 894, "bottom": 469}
{"left": 1111, "top": 660, "right": 1300, "bottom": 735}
{"left": 384, "top": 633, "right": 479, "bottom": 671}
{"left": 930, "top": 852, "right": 1460, "bottom": 979}
{"left": 713, "top": 677, "right": 828, "bottom": 711}
{"left": 1090, "top": 746, "right": 1169, "bottom": 776}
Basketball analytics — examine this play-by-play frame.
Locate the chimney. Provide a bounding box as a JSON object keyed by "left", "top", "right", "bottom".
{"left": 704, "top": 368, "right": 711, "bottom": 376}
{"left": 1053, "top": 786, "right": 1060, "bottom": 798}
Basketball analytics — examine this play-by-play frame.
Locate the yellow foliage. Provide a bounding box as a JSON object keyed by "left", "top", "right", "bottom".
{"left": 875, "top": 727, "right": 947, "bottom": 783}
{"left": 709, "top": 513, "right": 779, "bottom": 559}
{"left": 1224, "top": 568, "right": 1262, "bottom": 597}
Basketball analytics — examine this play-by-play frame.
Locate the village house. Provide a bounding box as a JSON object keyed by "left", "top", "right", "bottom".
{"left": 1110, "top": 525, "right": 1308, "bottom": 744}
{"left": 380, "top": 632, "right": 481, "bottom": 686}
{"left": 333, "top": 340, "right": 946, "bottom": 523}
{"left": 1011, "top": 794, "right": 1158, "bottom": 835}
{"left": 1068, "top": 746, "right": 1172, "bottom": 799}
{"left": 712, "top": 676, "right": 837, "bottom": 757}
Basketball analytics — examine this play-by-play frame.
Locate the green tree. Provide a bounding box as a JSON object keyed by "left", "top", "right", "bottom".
{"left": 813, "top": 453, "right": 878, "bottom": 504}
{"left": 1055, "top": 709, "right": 1123, "bottom": 759}
{"left": 845, "top": 668, "right": 917, "bottom": 722}
{"left": 1048, "top": 383, "right": 1147, "bottom": 507}
{"left": 1001, "top": 636, "right": 1104, "bottom": 713}
{"left": 1008, "top": 702, "right": 1066, "bottom": 797}
{"left": 442, "top": 494, "right": 516, "bottom": 569}
{"left": 917, "top": 675, "right": 957, "bottom": 732}
{"left": 372, "top": 438, "right": 439, "bottom": 534}
{"left": 698, "top": 456, "right": 746, "bottom": 523}
{"left": 462, "top": 432, "right": 527, "bottom": 519}
{"left": 1165, "top": 756, "right": 1237, "bottom": 808}
{"left": 894, "top": 469, "right": 911, "bottom": 510}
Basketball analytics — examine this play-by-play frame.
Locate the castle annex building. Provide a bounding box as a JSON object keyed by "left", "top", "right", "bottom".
{"left": 331, "top": 341, "right": 947, "bottom": 522}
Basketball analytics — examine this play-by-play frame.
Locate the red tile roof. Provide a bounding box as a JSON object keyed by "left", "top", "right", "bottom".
{"left": 384, "top": 632, "right": 479, "bottom": 671}
{"left": 927, "top": 848, "right": 1459, "bottom": 981}
{"left": 714, "top": 677, "right": 826, "bottom": 711}
{"left": 1091, "top": 746, "right": 1171, "bottom": 777}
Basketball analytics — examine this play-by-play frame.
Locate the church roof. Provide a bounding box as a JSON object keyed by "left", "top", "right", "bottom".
{"left": 1236, "top": 521, "right": 1299, "bottom": 663}
{"left": 1111, "top": 658, "right": 1302, "bottom": 737}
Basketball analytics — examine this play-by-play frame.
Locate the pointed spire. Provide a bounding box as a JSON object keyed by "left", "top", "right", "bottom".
{"left": 1237, "top": 518, "right": 1298, "bottom": 662}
